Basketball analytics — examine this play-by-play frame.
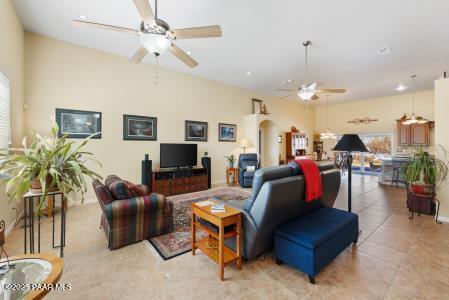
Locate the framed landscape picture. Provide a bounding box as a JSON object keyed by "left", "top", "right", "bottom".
{"left": 185, "top": 120, "right": 208, "bottom": 142}
{"left": 123, "top": 114, "right": 157, "bottom": 141}
{"left": 218, "top": 123, "right": 237, "bottom": 142}
{"left": 55, "top": 108, "right": 101, "bottom": 139}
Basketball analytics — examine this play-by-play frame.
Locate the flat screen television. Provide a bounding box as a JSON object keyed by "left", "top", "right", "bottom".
{"left": 160, "top": 143, "right": 197, "bottom": 168}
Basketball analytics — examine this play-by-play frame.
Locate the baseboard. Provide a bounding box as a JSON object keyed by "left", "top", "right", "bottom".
{"left": 437, "top": 215, "right": 449, "bottom": 223}
{"left": 211, "top": 180, "right": 226, "bottom": 186}
{"left": 5, "top": 210, "right": 24, "bottom": 237}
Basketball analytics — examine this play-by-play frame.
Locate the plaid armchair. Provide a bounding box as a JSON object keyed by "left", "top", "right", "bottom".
{"left": 93, "top": 176, "right": 173, "bottom": 249}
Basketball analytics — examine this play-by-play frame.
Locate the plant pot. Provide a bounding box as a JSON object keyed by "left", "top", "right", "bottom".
{"left": 30, "top": 176, "right": 58, "bottom": 194}
{"left": 229, "top": 163, "right": 234, "bottom": 168}
{"left": 410, "top": 183, "right": 433, "bottom": 195}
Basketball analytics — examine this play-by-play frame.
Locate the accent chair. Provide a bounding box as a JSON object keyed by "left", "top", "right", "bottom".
{"left": 238, "top": 153, "right": 259, "bottom": 188}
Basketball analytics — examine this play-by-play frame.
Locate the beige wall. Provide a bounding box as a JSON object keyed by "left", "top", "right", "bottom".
{"left": 0, "top": 0, "right": 25, "bottom": 233}
{"left": 435, "top": 78, "right": 449, "bottom": 219}
{"left": 24, "top": 33, "right": 315, "bottom": 201}
{"left": 315, "top": 90, "right": 435, "bottom": 154}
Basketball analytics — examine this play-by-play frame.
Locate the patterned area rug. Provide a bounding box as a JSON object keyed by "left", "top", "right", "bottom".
{"left": 148, "top": 187, "right": 250, "bottom": 260}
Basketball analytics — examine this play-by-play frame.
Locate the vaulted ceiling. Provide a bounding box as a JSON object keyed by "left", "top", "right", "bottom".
{"left": 13, "top": 0, "right": 449, "bottom": 104}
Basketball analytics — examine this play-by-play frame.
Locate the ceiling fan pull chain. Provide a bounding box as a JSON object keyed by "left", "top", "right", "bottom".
{"left": 154, "top": 55, "right": 160, "bottom": 85}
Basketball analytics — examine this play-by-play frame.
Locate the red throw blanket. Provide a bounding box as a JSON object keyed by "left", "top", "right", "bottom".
{"left": 295, "top": 159, "right": 323, "bottom": 202}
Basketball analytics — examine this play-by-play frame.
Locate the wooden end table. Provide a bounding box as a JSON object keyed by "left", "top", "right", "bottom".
{"left": 191, "top": 200, "right": 242, "bottom": 281}
{"left": 226, "top": 167, "right": 239, "bottom": 186}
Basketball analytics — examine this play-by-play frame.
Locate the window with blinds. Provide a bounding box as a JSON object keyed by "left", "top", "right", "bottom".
{"left": 0, "top": 71, "right": 11, "bottom": 149}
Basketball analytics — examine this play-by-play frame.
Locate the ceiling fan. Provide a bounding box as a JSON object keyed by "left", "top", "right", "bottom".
{"left": 277, "top": 41, "right": 346, "bottom": 101}
{"left": 73, "top": 0, "right": 222, "bottom": 68}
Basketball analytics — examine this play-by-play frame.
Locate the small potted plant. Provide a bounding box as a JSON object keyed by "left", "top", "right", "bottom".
{"left": 224, "top": 154, "right": 236, "bottom": 168}
{"left": 0, "top": 119, "right": 102, "bottom": 210}
{"left": 403, "top": 146, "right": 449, "bottom": 195}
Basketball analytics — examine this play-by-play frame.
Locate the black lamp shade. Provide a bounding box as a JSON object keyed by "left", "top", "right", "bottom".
{"left": 333, "top": 134, "right": 369, "bottom": 153}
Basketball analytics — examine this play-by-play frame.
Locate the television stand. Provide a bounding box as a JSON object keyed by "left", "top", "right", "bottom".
{"left": 153, "top": 167, "right": 209, "bottom": 196}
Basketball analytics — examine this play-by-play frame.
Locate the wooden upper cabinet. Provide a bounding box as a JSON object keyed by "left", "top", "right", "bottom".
{"left": 397, "top": 122, "right": 410, "bottom": 146}
{"left": 396, "top": 121, "right": 431, "bottom": 146}
{"left": 410, "top": 123, "right": 429, "bottom": 145}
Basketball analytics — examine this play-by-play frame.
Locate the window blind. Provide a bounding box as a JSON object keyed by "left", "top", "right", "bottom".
{"left": 0, "top": 71, "right": 11, "bottom": 149}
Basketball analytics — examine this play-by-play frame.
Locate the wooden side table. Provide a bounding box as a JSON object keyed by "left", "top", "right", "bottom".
{"left": 226, "top": 167, "right": 239, "bottom": 186}
{"left": 191, "top": 200, "right": 242, "bottom": 281}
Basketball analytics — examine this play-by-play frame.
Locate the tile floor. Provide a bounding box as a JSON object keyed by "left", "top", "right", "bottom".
{"left": 4, "top": 174, "right": 449, "bottom": 299}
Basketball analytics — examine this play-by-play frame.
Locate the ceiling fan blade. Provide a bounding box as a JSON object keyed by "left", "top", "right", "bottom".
{"left": 73, "top": 20, "right": 138, "bottom": 34}
{"left": 317, "top": 89, "right": 346, "bottom": 93}
{"left": 308, "top": 82, "right": 320, "bottom": 89}
{"left": 312, "top": 95, "right": 319, "bottom": 100}
{"left": 130, "top": 46, "right": 148, "bottom": 63}
{"left": 279, "top": 94, "right": 296, "bottom": 99}
{"left": 276, "top": 89, "right": 297, "bottom": 92}
{"left": 132, "top": 0, "right": 156, "bottom": 25}
{"left": 172, "top": 25, "right": 222, "bottom": 39}
{"left": 169, "top": 44, "right": 198, "bottom": 68}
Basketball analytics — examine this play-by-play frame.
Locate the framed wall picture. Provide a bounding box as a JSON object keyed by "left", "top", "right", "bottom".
{"left": 218, "top": 123, "right": 237, "bottom": 142}
{"left": 123, "top": 114, "right": 157, "bottom": 141}
{"left": 55, "top": 108, "right": 101, "bottom": 139}
{"left": 185, "top": 120, "right": 208, "bottom": 142}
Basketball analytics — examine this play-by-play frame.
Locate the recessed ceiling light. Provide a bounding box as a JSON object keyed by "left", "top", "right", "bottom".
{"left": 377, "top": 46, "right": 391, "bottom": 56}
{"left": 79, "top": 14, "right": 87, "bottom": 20}
{"left": 186, "top": 51, "right": 191, "bottom": 55}
{"left": 395, "top": 84, "right": 407, "bottom": 91}
{"left": 246, "top": 71, "right": 251, "bottom": 76}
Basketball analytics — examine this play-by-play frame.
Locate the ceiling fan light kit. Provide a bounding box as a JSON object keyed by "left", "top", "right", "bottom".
{"left": 140, "top": 33, "right": 171, "bottom": 56}
{"left": 73, "top": 0, "right": 222, "bottom": 67}
{"left": 277, "top": 41, "right": 346, "bottom": 102}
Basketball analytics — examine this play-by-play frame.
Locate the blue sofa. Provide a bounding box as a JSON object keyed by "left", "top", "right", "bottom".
{"left": 275, "top": 206, "right": 359, "bottom": 284}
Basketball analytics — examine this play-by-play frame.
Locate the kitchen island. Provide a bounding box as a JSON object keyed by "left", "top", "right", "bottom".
{"left": 378, "top": 157, "right": 410, "bottom": 186}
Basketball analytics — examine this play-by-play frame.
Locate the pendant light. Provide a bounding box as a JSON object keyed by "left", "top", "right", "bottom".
{"left": 402, "top": 75, "right": 428, "bottom": 125}
{"left": 320, "top": 95, "right": 336, "bottom": 139}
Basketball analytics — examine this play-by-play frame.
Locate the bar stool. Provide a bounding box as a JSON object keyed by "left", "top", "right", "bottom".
{"left": 391, "top": 157, "right": 407, "bottom": 186}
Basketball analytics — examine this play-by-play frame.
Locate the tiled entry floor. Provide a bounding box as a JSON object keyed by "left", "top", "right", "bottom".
{"left": 4, "top": 174, "right": 449, "bottom": 299}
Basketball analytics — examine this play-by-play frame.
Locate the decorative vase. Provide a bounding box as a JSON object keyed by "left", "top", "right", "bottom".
{"left": 229, "top": 162, "right": 234, "bottom": 168}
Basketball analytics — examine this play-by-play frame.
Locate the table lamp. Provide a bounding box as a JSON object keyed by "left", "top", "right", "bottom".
{"left": 240, "top": 139, "right": 252, "bottom": 154}
{"left": 333, "top": 134, "right": 369, "bottom": 212}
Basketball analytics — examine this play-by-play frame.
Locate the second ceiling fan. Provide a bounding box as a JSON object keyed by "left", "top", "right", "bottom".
{"left": 73, "top": 0, "right": 222, "bottom": 68}
{"left": 277, "top": 41, "right": 346, "bottom": 101}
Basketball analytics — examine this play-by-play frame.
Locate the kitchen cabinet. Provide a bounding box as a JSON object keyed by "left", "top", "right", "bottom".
{"left": 410, "top": 123, "right": 429, "bottom": 145}
{"left": 397, "top": 122, "right": 411, "bottom": 146}
{"left": 396, "top": 121, "right": 432, "bottom": 146}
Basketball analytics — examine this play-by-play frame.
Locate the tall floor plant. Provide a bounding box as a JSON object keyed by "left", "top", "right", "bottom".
{"left": 0, "top": 119, "right": 102, "bottom": 210}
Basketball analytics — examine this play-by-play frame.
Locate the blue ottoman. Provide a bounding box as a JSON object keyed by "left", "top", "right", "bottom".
{"left": 275, "top": 206, "right": 358, "bottom": 284}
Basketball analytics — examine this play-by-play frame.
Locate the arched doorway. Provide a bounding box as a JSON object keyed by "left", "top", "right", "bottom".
{"left": 259, "top": 120, "right": 279, "bottom": 167}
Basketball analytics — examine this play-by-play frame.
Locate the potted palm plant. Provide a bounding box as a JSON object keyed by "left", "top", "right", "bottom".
{"left": 0, "top": 119, "right": 102, "bottom": 210}
{"left": 402, "top": 146, "right": 449, "bottom": 195}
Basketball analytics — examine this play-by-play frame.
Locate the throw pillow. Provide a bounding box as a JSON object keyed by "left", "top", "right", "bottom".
{"left": 105, "top": 175, "right": 122, "bottom": 189}
{"left": 246, "top": 165, "right": 256, "bottom": 172}
{"left": 123, "top": 180, "right": 137, "bottom": 197}
{"left": 131, "top": 184, "right": 151, "bottom": 196}
{"left": 109, "top": 180, "right": 134, "bottom": 200}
